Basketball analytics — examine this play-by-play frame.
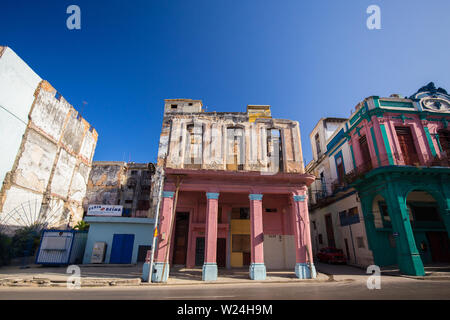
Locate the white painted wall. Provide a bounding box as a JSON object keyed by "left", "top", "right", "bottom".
{"left": 0, "top": 47, "right": 41, "bottom": 187}
{"left": 309, "top": 193, "right": 374, "bottom": 267}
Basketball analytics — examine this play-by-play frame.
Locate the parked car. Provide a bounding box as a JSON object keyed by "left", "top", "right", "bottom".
{"left": 317, "top": 247, "right": 346, "bottom": 264}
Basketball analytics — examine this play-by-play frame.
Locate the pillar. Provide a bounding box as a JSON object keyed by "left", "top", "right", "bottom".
{"left": 151, "top": 191, "right": 175, "bottom": 283}
{"left": 385, "top": 183, "right": 425, "bottom": 276}
{"left": 249, "top": 193, "right": 266, "bottom": 280}
{"left": 292, "top": 193, "right": 317, "bottom": 279}
{"left": 202, "top": 192, "right": 219, "bottom": 281}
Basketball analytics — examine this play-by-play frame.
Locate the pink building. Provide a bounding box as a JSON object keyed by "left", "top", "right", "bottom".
{"left": 150, "top": 100, "right": 316, "bottom": 282}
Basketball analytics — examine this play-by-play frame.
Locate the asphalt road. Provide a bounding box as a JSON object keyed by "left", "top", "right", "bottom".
{"left": 0, "top": 277, "right": 449, "bottom": 300}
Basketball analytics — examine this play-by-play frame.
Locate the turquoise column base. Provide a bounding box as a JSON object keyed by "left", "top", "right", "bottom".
{"left": 399, "top": 253, "right": 425, "bottom": 276}
{"left": 295, "top": 263, "right": 317, "bottom": 279}
{"left": 202, "top": 263, "right": 218, "bottom": 281}
{"left": 142, "top": 262, "right": 151, "bottom": 282}
{"left": 202, "top": 262, "right": 217, "bottom": 281}
{"left": 152, "top": 262, "right": 170, "bottom": 283}
{"left": 249, "top": 263, "right": 266, "bottom": 280}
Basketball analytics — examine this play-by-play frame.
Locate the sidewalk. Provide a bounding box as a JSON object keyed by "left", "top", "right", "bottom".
{"left": 315, "top": 262, "right": 450, "bottom": 281}
{"left": 0, "top": 263, "right": 331, "bottom": 288}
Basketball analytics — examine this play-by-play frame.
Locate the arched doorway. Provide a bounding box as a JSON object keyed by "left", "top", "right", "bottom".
{"left": 406, "top": 190, "right": 450, "bottom": 263}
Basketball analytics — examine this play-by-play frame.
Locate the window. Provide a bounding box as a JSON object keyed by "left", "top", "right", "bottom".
{"left": 312, "top": 221, "right": 317, "bottom": 230}
{"left": 315, "top": 133, "right": 321, "bottom": 156}
{"left": 137, "top": 200, "right": 150, "bottom": 211}
{"left": 356, "top": 237, "right": 365, "bottom": 249}
{"left": 131, "top": 170, "right": 137, "bottom": 175}
{"left": 265, "top": 208, "right": 277, "bottom": 213}
{"left": 318, "top": 234, "right": 323, "bottom": 244}
{"left": 188, "top": 103, "right": 193, "bottom": 106}
{"left": 185, "top": 124, "right": 203, "bottom": 169}
{"left": 226, "top": 127, "right": 244, "bottom": 171}
{"left": 437, "top": 129, "right": 450, "bottom": 155}
{"left": 267, "top": 129, "right": 283, "bottom": 172}
{"left": 171, "top": 104, "right": 178, "bottom": 109}
{"left": 359, "top": 135, "right": 372, "bottom": 171}
{"left": 231, "top": 207, "right": 250, "bottom": 220}
{"left": 409, "top": 203, "right": 440, "bottom": 222}
{"left": 395, "top": 126, "right": 419, "bottom": 165}
{"left": 335, "top": 154, "right": 345, "bottom": 183}
{"left": 125, "top": 200, "right": 133, "bottom": 204}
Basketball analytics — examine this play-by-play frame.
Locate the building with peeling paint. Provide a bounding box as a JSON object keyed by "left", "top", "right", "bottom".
{"left": 83, "top": 161, "right": 156, "bottom": 218}
{"left": 307, "top": 83, "right": 450, "bottom": 276}
{"left": 150, "top": 99, "right": 316, "bottom": 282}
{"left": 0, "top": 46, "right": 98, "bottom": 233}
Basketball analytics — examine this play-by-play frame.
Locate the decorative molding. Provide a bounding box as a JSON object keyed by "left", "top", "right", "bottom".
{"left": 206, "top": 192, "right": 220, "bottom": 200}
{"left": 162, "top": 191, "right": 175, "bottom": 198}
{"left": 249, "top": 194, "right": 263, "bottom": 201}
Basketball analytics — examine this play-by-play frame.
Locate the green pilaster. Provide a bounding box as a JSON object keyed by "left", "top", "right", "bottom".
{"left": 370, "top": 127, "right": 381, "bottom": 166}
{"left": 385, "top": 182, "right": 425, "bottom": 276}
{"left": 435, "top": 134, "right": 443, "bottom": 152}
{"left": 423, "top": 126, "right": 437, "bottom": 157}
{"left": 380, "top": 124, "right": 394, "bottom": 165}
{"left": 350, "top": 145, "right": 357, "bottom": 170}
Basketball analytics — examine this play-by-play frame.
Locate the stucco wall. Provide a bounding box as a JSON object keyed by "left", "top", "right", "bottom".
{"left": 82, "top": 217, "right": 154, "bottom": 264}
{"left": 0, "top": 48, "right": 98, "bottom": 230}
{"left": 0, "top": 47, "right": 42, "bottom": 188}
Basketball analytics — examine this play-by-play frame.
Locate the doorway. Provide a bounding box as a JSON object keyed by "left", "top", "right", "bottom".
{"left": 194, "top": 237, "right": 227, "bottom": 268}
{"left": 325, "top": 214, "right": 336, "bottom": 248}
{"left": 427, "top": 232, "right": 450, "bottom": 263}
{"left": 110, "top": 234, "right": 135, "bottom": 264}
{"left": 172, "top": 212, "right": 190, "bottom": 265}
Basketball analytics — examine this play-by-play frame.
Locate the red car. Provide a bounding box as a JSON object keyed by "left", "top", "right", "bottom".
{"left": 317, "top": 247, "right": 346, "bottom": 264}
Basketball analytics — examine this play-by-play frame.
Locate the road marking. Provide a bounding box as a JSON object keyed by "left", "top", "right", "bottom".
{"left": 166, "top": 295, "right": 236, "bottom": 299}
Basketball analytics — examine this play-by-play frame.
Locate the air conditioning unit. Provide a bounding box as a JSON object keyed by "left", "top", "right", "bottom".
{"left": 91, "top": 242, "right": 107, "bottom": 263}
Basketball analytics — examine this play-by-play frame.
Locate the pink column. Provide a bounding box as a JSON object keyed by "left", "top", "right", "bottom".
{"left": 152, "top": 191, "right": 175, "bottom": 282}
{"left": 203, "top": 192, "right": 219, "bottom": 281}
{"left": 204, "top": 193, "right": 219, "bottom": 263}
{"left": 249, "top": 193, "right": 266, "bottom": 280}
{"left": 291, "top": 190, "right": 317, "bottom": 279}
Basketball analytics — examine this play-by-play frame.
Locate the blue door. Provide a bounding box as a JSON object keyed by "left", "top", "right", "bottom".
{"left": 110, "top": 234, "right": 135, "bottom": 264}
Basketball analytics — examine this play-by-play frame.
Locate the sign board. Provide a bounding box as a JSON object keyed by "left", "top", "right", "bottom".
{"left": 87, "top": 205, "right": 123, "bottom": 217}
{"left": 393, "top": 232, "right": 399, "bottom": 237}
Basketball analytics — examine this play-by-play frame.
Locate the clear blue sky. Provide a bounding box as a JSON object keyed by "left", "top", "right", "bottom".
{"left": 2, "top": 0, "right": 449, "bottom": 164}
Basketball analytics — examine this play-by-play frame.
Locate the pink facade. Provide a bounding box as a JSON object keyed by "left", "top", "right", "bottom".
{"left": 152, "top": 169, "right": 316, "bottom": 280}
{"left": 349, "top": 109, "right": 449, "bottom": 170}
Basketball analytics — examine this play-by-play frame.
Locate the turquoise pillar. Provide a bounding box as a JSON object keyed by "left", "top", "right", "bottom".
{"left": 385, "top": 183, "right": 425, "bottom": 276}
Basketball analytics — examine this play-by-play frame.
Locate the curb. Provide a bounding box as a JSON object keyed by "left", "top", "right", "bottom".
{"left": 0, "top": 274, "right": 340, "bottom": 288}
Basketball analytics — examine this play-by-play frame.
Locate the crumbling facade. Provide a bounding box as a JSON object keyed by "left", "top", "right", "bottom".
{"left": 0, "top": 46, "right": 98, "bottom": 232}
{"left": 151, "top": 99, "right": 316, "bottom": 282}
{"left": 84, "top": 161, "right": 155, "bottom": 218}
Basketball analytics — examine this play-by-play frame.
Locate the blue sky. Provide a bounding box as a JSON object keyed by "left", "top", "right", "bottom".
{"left": 1, "top": 0, "right": 450, "bottom": 164}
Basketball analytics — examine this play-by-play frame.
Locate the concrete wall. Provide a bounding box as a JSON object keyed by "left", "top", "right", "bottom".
{"left": 0, "top": 48, "right": 98, "bottom": 231}
{"left": 82, "top": 216, "right": 154, "bottom": 264}
{"left": 0, "top": 47, "right": 41, "bottom": 188}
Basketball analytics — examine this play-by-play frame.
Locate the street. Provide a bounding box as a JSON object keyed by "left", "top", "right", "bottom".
{"left": 0, "top": 276, "right": 449, "bottom": 300}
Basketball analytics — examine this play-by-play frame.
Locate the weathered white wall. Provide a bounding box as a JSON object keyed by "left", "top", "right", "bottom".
{"left": 309, "top": 193, "right": 374, "bottom": 267}
{"left": 0, "top": 47, "right": 41, "bottom": 187}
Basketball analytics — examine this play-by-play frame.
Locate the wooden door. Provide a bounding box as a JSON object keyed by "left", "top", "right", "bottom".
{"left": 427, "top": 232, "right": 450, "bottom": 263}
{"left": 396, "top": 127, "right": 419, "bottom": 165}
{"left": 359, "top": 135, "right": 372, "bottom": 171}
{"left": 172, "top": 212, "right": 189, "bottom": 265}
{"left": 217, "top": 238, "right": 227, "bottom": 268}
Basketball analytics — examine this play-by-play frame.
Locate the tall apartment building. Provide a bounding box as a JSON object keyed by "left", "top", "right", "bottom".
{"left": 151, "top": 99, "right": 316, "bottom": 282}
{"left": 0, "top": 46, "right": 97, "bottom": 232}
